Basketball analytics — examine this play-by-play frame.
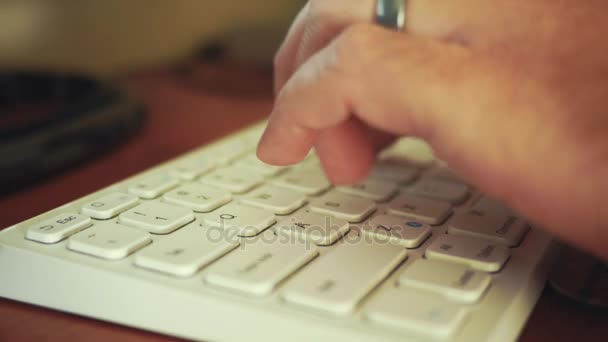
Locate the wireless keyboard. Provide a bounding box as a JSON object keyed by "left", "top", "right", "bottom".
{"left": 0, "top": 122, "right": 557, "bottom": 342}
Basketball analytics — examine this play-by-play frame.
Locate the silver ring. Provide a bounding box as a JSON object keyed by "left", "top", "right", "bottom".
{"left": 375, "top": 0, "right": 406, "bottom": 31}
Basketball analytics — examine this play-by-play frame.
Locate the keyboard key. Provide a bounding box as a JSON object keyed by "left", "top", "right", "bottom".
{"left": 310, "top": 191, "right": 376, "bottom": 222}
{"left": 272, "top": 169, "right": 331, "bottom": 195}
{"left": 129, "top": 175, "right": 179, "bottom": 199}
{"left": 365, "top": 289, "right": 467, "bottom": 339}
{"left": 163, "top": 184, "right": 232, "bottom": 212}
{"left": 426, "top": 166, "right": 465, "bottom": 183}
{"left": 118, "top": 202, "right": 194, "bottom": 234}
{"left": 206, "top": 140, "right": 250, "bottom": 165}
{"left": 25, "top": 213, "right": 92, "bottom": 244}
{"left": 361, "top": 215, "right": 431, "bottom": 248}
{"left": 426, "top": 235, "right": 510, "bottom": 272}
{"left": 277, "top": 211, "right": 350, "bottom": 246}
{"left": 448, "top": 210, "right": 529, "bottom": 247}
{"left": 387, "top": 194, "right": 452, "bottom": 225}
{"left": 67, "top": 222, "right": 151, "bottom": 260}
{"left": 287, "top": 150, "right": 321, "bottom": 170}
{"left": 169, "top": 159, "right": 215, "bottom": 180}
{"left": 370, "top": 163, "right": 419, "bottom": 185}
{"left": 472, "top": 196, "right": 513, "bottom": 216}
{"left": 336, "top": 179, "right": 397, "bottom": 202}
{"left": 404, "top": 179, "right": 469, "bottom": 204}
{"left": 234, "top": 154, "right": 287, "bottom": 177}
{"left": 301, "top": 152, "right": 322, "bottom": 167}
{"left": 203, "top": 203, "right": 276, "bottom": 237}
{"left": 281, "top": 241, "right": 406, "bottom": 315}
{"left": 81, "top": 193, "right": 139, "bottom": 219}
{"left": 134, "top": 223, "right": 238, "bottom": 277}
{"left": 240, "top": 185, "right": 306, "bottom": 215}
{"left": 243, "top": 124, "right": 266, "bottom": 144}
{"left": 200, "top": 167, "right": 263, "bottom": 193}
{"left": 204, "top": 237, "right": 319, "bottom": 296}
{"left": 379, "top": 138, "right": 436, "bottom": 167}
{"left": 398, "top": 259, "right": 491, "bottom": 303}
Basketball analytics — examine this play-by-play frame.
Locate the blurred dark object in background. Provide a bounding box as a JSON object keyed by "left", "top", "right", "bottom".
{"left": 0, "top": 1, "right": 308, "bottom": 195}
{"left": 0, "top": 73, "right": 144, "bottom": 195}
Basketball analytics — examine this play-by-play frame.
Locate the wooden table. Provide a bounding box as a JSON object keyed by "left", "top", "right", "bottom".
{"left": 0, "top": 63, "right": 606, "bottom": 341}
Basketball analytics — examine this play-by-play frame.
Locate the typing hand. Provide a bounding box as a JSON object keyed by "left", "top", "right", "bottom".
{"left": 256, "top": 0, "right": 608, "bottom": 261}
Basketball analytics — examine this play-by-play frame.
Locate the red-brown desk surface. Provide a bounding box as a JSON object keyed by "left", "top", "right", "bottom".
{"left": 0, "top": 63, "right": 606, "bottom": 341}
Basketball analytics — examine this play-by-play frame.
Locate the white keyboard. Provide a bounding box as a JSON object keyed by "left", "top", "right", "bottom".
{"left": 0, "top": 122, "right": 557, "bottom": 342}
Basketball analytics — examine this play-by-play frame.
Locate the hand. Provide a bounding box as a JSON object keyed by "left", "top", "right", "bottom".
{"left": 257, "top": 0, "right": 608, "bottom": 261}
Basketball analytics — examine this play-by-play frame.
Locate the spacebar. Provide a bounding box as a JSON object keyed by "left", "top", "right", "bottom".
{"left": 281, "top": 240, "right": 407, "bottom": 315}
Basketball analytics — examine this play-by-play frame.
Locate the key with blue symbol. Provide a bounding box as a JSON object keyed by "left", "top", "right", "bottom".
{"left": 406, "top": 221, "right": 424, "bottom": 228}
{"left": 361, "top": 214, "right": 432, "bottom": 248}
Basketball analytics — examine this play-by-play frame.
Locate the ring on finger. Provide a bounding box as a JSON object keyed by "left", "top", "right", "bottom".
{"left": 375, "top": 0, "right": 408, "bottom": 31}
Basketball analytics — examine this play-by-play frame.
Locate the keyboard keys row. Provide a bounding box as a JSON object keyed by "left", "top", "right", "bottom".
{"left": 123, "top": 155, "right": 468, "bottom": 218}
{"left": 36, "top": 187, "right": 379, "bottom": 245}
{"left": 129, "top": 159, "right": 325, "bottom": 200}
{"left": 30, "top": 211, "right": 510, "bottom": 279}
{"left": 80, "top": 191, "right": 522, "bottom": 255}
